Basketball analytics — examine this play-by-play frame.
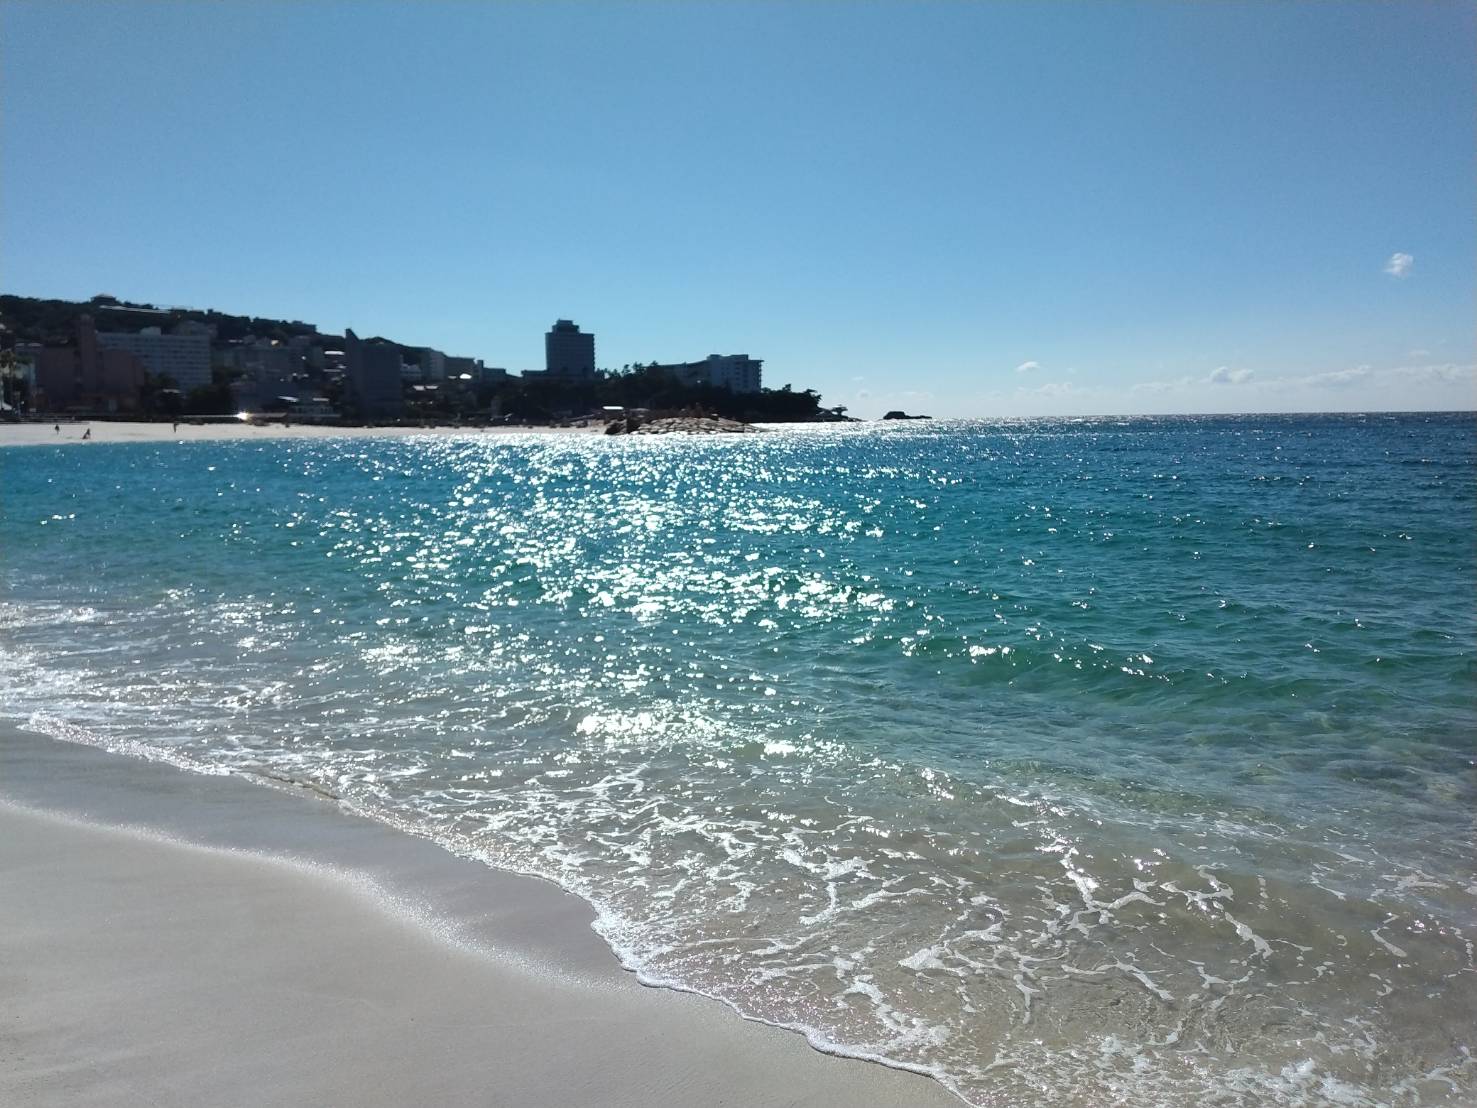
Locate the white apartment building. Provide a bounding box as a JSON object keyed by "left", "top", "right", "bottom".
{"left": 703, "top": 354, "right": 762, "bottom": 392}
{"left": 656, "top": 354, "right": 764, "bottom": 393}
{"left": 97, "top": 326, "right": 211, "bottom": 390}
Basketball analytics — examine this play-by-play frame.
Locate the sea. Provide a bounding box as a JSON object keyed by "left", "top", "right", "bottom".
{"left": 2, "top": 413, "right": 1474, "bottom": 1107}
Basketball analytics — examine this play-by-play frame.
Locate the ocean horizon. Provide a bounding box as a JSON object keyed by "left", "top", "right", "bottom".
{"left": 3, "top": 412, "right": 1474, "bottom": 1106}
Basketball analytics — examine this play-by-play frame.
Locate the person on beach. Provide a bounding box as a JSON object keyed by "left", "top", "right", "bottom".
{"left": 82, "top": 428, "right": 91, "bottom": 440}
{"left": 53, "top": 424, "right": 59, "bottom": 434}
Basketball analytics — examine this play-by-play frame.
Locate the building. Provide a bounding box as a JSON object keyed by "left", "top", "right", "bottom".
{"left": 235, "top": 339, "right": 298, "bottom": 408}
{"left": 289, "top": 397, "right": 338, "bottom": 423}
{"left": 444, "top": 356, "right": 506, "bottom": 388}
{"left": 703, "top": 354, "right": 762, "bottom": 392}
{"left": 544, "top": 319, "right": 595, "bottom": 379}
{"left": 96, "top": 324, "right": 211, "bottom": 391}
{"left": 445, "top": 355, "right": 479, "bottom": 380}
{"left": 31, "top": 316, "right": 149, "bottom": 411}
{"left": 652, "top": 354, "right": 763, "bottom": 393}
{"left": 320, "top": 344, "right": 347, "bottom": 380}
{"left": 343, "top": 328, "right": 403, "bottom": 419}
{"left": 418, "top": 348, "right": 447, "bottom": 383}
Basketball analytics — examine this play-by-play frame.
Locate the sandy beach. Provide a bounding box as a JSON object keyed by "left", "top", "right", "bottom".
{"left": 0, "top": 730, "right": 959, "bottom": 1108}
{"left": 0, "top": 419, "right": 603, "bottom": 447}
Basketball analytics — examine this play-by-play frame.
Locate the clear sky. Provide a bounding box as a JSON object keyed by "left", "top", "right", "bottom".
{"left": 3, "top": 1, "right": 1473, "bottom": 417}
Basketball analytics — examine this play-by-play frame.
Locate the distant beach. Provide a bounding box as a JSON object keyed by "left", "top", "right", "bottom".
{"left": 0, "top": 419, "right": 603, "bottom": 447}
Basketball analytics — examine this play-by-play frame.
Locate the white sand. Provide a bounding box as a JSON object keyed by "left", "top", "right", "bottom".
{"left": 0, "top": 732, "right": 959, "bottom": 1108}
{"left": 0, "top": 419, "right": 603, "bottom": 447}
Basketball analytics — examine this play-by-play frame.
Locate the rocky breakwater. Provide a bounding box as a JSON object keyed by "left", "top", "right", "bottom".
{"left": 606, "top": 415, "right": 762, "bottom": 435}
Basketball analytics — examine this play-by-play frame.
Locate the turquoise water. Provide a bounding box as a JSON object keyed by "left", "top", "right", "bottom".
{"left": 3, "top": 414, "right": 1474, "bottom": 1105}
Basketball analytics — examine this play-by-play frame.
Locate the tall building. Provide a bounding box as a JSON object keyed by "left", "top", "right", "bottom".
{"left": 544, "top": 319, "right": 595, "bottom": 379}
{"left": 344, "top": 328, "right": 404, "bottom": 419}
{"left": 418, "top": 348, "right": 447, "bottom": 382}
{"left": 96, "top": 324, "right": 211, "bottom": 390}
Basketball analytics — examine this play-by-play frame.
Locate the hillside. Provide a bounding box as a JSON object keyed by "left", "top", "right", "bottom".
{"left": 0, "top": 294, "right": 323, "bottom": 345}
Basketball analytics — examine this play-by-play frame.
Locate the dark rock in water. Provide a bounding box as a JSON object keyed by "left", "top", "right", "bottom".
{"left": 882, "top": 410, "right": 932, "bottom": 420}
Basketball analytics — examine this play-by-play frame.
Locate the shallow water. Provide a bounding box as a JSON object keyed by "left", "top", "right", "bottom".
{"left": 3, "top": 414, "right": 1474, "bottom": 1105}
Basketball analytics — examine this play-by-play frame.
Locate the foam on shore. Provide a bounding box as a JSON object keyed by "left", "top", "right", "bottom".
{"left": 0, "top": 727, "right": 961, "bottom": 1108}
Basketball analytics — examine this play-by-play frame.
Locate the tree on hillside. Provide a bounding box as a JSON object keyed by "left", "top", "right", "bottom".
{"left": 0, "top": 349, "right": 26, "bottom": 412}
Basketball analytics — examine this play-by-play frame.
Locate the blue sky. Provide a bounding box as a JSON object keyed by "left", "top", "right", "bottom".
{"left": 3, "top": 2, "right": 1472, "bottom": 417}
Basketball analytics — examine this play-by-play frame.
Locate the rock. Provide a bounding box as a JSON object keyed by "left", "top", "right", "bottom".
{"left": 881, "top": 410, "right": 932, "bottom": 420}
{"left": 605, "top": 415, "right": 645, "bottom": 434}
{"left": 633, "top": 416, "right": 760, "bottom": 435}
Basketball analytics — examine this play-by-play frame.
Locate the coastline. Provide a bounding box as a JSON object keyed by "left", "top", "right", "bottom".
{"left": 0, "top": 419, "right": 605, "bottom": 447}
{"left": 2, "top": 414, "right": 1473, "bottom": 1104}
{"left": 0, "top": 727, "right": 960, "bottom": 1108}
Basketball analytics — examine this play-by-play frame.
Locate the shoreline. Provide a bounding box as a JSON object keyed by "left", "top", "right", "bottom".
{"left": 0, "top": 726, "right": 961, "bottom": 1108}
{"left": 0, "top": 419, "right": 606, "bottom": 447}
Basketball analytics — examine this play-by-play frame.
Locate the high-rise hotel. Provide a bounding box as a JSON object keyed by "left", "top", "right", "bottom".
{"left": 544, "top": 319, "right": 595, "bottom": 380}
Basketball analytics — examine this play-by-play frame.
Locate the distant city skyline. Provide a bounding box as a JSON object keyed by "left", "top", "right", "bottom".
{"left": 3, "top": 2, "right": 1472, "bottom": 417}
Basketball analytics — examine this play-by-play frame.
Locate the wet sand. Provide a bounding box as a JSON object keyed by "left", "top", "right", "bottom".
{"left": 0, "top": 730, "right": 959, "bottom": 1108}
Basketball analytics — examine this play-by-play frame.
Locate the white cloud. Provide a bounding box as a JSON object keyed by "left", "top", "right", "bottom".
{"left": 1302, "top": 366, "right": 1371, "bottom": 388}
{"left": 1390, "top": 362, "right": 1474, "bottom": 385}
{"left": 1015, "top": 360, "right": 1040, "bottom": 374}
{"left": 1252, "top": 362, "right": 1471, "bottom": 396}
{"left": 1133, "top": 366, "right": 1253, "bottom": 392}
{"left": 1207, "top": 366, "right": 1254, "bottom": 385}
{"left": 1384, "top": 252, "right": 1413, "bottom": 278}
